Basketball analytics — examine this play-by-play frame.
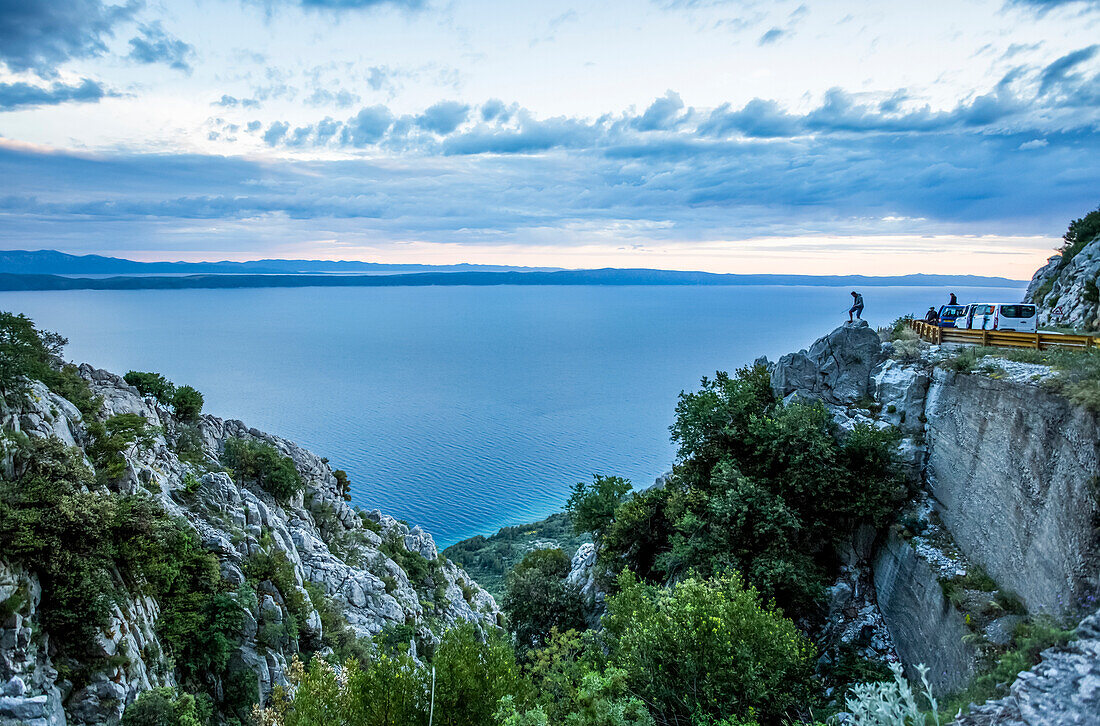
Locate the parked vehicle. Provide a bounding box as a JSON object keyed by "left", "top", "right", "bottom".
{"left": 936, "top": 304, "right": 968, "bottom": 328}
{"left": 959, "top": 303, "right": 996, "bottom": 330}
{"left": 991, "top": 303, "right": 1038, "bottom": 333}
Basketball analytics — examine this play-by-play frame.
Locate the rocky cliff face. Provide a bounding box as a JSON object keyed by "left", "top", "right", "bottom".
{"left": 0, "top": 367, "right": 499, "bottom": 726}
{"left": 1026, "top": 233, "right": 1100, "bottom": 331}
{"left": 769, "top": 322, "right": 1100, "bottom": 706}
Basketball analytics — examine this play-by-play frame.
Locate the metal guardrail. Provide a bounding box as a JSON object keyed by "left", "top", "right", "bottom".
{"left": 908, "top": 319, "right": 1096, "bottom": 350}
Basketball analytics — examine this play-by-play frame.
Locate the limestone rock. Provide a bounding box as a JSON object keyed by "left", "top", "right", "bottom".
{"left": 772, "top": 321, "right": 886, "bottom": 405}
{"left": 1027, "top": 233, "right": 1100, "bottom": 331}
{"left": 955, "top": 607, "right": 1100, "bottom": 725}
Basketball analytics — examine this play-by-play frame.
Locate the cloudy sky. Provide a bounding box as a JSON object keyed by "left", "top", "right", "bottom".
{"left": 1, "top": 0, "right": 1098, "bottom": 276}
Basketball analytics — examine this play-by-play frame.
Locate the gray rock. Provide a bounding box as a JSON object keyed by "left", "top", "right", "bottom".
{"left": 1026, "top": 234, "right": 1100, "bottom": 331}
{"left": 984, "top": 615, "right": 1026, "bottom": 647}
{"left": 955, "top": 608, "right": 1100, "bottom": 725}
{"left": 772, "top": 321, "right": 886, "bottom": 404}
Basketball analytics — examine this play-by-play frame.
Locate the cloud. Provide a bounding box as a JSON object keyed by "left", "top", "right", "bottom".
{"left": 758, "top": 27, "right": 785, "bottom": 45}
{"left": 127, "top": 21, "right": 195, "bottom": 72}
{"left": 416, "top": 100, "right": 470, "bottom": 134}
{"left": 263, "top": 121, "right": 289, "bottom": 145}
{"left": 340, "top": 105, "right": 394, "bottom": 146}
{"left": 633, "top": 91, "right": 686, "bottom": 131}
{"left": 700, "top": 99, "right": 801, "bottom": 137}
{"left": 0, "top": 77, "right": 109, "bottom": 111}
{"left": 0, "top": 0, "right": 139, "bottom": 75}
{"left": 1038, "top": 44, "right": 1098, "bottom": 95}
{"left": 305, "top": 87, "right": 361, "bottom": 108}
{"left": 1005, "top": 0, "right": 1097, "bottom": 14}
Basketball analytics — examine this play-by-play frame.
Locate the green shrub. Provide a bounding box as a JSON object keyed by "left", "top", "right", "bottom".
{"left": 380, "top": 531, "right": 432, "bottom": 586}
{"left": 1056, "top": 204, "right": 1100, "bottom": 268}
{"left": 87, "top": 413, "right": 158, "bottom": 482}
{"left": 171, "top": 385, "right": 204, "bottom": 422}
{"left": 333, "top": 469, "right": 351, "bottom": 500}
{"left": 502, "top": 549, "right": 586, "bottom": 655}
{"left": 122, "top": 686, "right": 212, "bottom": 726}
{"left": 0, "top": 435, "right": 239, "bottom": 694}
{"left": 566, "top": 475, "right": 632, "bottom": 541}
{"left": 221, "top": 437, "right": 302, "bottom": 504}
{"left": 433, "top": 622, "right": 528, "bottom": 726}
{"left": 0, "top": 312, "right": 99, "bottom": 415}
{"left": 125, "top": 371, "right": 176, "bottom": 405}
{"left": 603, "top": 571, "right": 816, "bottom": 724}
{"left": 845, "top": 662, "right": 938, "bottom": 726}
{"left": 611, "top": 364, "right": 908, "bottom": 616}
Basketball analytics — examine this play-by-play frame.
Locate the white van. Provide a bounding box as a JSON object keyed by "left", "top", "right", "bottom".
{"left": 958, "top": 302, "right": 1037, "bottom": 333}
{"left": 958, "top": 303, "right": 995, "bottom": 330}
{"left": 991, "top": 303, "right": 1037, "bottom": 333}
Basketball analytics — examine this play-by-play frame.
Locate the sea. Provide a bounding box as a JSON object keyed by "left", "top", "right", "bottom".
{"left": 0, "top": 283, "right": 1024, "bottom": 546}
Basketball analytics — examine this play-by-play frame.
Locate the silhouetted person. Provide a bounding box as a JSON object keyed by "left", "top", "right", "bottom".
{"left": 925, "top": 306, "right": 939, "bottom": 323}
{"left": 848, "top": 291, "right": 864, "bottom": 322}
{"left": 948, "top": 292, "right": 957, "bottom": 305}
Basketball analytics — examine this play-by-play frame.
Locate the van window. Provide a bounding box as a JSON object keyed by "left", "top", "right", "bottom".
{"left": 941, "top": 305, "right": 966, "bottom": 316}
{"left": 999, "top": 305, "right": 1035, "bottom": 318}
{"left": 973, "top": 304, "right": 995, "bottom": 315}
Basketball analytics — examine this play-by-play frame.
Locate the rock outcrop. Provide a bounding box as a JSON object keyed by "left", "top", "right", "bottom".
{"left": 771, "top": 320, "right": 886, "bottom": 405}
{"left": 1026, "top": 233, "right": 1100, "bottom": 331}
{"left": 955, "top": 607, "right": 1100, "bottom": 726}
{"left": 0, "top": 365, "right": 500, "bottom": 725}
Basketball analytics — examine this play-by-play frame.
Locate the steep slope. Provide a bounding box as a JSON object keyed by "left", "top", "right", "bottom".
{"left": 0, "top": 366, "right": 499, "bottom": 726}
{"left": 1026, "top": 208, "right": 1100, "bottom": 331}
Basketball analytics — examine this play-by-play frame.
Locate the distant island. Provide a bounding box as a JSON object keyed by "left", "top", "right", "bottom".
{"left": 0, "top": 250, "right": 1026, "bottom": 291}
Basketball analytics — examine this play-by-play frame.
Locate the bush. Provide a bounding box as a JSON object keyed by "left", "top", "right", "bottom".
{"left": 502, "top": 549, "right": 586, "bottom": 654}
{"left": 222, "top": 437, "right": 303, "bottom": 503}
{"left": 171, "top": 385, "right": 204, "bottom": 422}
{"left": 0, "top": 435, "right": 238, "bottom": 690}
{"left": 567, "top": 475, "right": 632, "bottom": 541}
{"left": 333, "top": 469, "right": 351, "bottom": 500}
{"left": 622, "top": 365, "right": 908, "bottom": 615}
{"left": 844, "top": 662, "right": 938, "bottom": 726}
{"left": 0, "top": 311, "right": 99, "bottom": 415}
{"left": 125, "top": 371, "right": 176, "bottom": 405}
{"left": 603, "top": 571, "right": 816, "bottom": 725}
{"left": 122, "top": 687, "right": 212, "bottom": 726}
{"left": 1057, "top": 204, "right": 1100, "bottom": 268}
{"left": 87, "top": 413, "right": 158, "bottom": 482}
{"left": 433, "top": 622, "right": 528, "bottom": 726}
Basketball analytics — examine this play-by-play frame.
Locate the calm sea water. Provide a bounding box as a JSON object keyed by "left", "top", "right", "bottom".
{"left": 0, "top": 284, "right": 1023, "bottom": 545}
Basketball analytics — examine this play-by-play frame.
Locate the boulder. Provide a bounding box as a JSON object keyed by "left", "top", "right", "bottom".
{"left": 771, "top": 321, "right": 886, "bottom": 405}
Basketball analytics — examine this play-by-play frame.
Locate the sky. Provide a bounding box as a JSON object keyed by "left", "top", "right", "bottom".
{"left": 1, "top": 0, "right": 1099, "bottom": 277}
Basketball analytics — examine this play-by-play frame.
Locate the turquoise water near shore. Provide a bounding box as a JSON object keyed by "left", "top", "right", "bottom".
{"left": 0, "top": 283, "right": 1023, "bottom": 545}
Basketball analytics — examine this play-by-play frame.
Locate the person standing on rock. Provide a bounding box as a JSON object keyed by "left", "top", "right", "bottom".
{"left": 949, "top": 292, "right": 958, "bottom": 305}
{"left": 848, "top": 291, "right": 864, "bottom": 322}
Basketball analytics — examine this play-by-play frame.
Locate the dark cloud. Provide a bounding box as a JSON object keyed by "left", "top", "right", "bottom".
{"left": 699, "top": 99, "right": 801, "bottom": 137}
{"left": 481, "top": 99, "right": 510, "bottom": 122}
{"left": 127, "top": 21, "right": 195, "bottom": 72}
{"left": 0, "top": 0, "right": 139, "bottom": 75}
{"left": 416, "top": 100, "right": 469, "bottom": 134}
{"left": 0, "top": 78, "right": 108, "bottom": 111}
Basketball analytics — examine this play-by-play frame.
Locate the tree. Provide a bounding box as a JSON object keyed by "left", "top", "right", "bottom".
{"left": 122, "top": 687, "right": 211, "bottom": 726}
{"left": 433, "top": 623, "right": 528, "bottom": 726}
{"left": 602, "top": 571, "right": 816, "bottom": 725}
{"left": 171, "top": 385, "right": 204, "bottom": 422}
{"left": 222, "top": 437, "right": 302, "bottom": 504}
{"left": 566, "top": 475, "right": 632, "bottom": 542}
{"left": 125, "top": 371, "right": 176, "bottom": 405}
{"left": 0, "top": 312, "right": 64, "bottom": 402}
{"left": 502, "top": 549, "right": 586, "bottom": 654}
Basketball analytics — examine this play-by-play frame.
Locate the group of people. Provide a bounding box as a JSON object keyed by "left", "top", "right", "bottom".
{"left": 923, "top": 293, "right": 958, "bottom": 324}
{"left": 845, "top": 291, "right": 959, "bottom": 325}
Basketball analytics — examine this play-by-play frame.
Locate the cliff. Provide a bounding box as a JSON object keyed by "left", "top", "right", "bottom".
{"left": 1026, "top": 209, "right": 1100, "bottom": 331}
{"left": 0, "top": 366, "right": 499, "bottom": 726}
{"left": 770, "top": 321, "right": 1100, "bottom": 714}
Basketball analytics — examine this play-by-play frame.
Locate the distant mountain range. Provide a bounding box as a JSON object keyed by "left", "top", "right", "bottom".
{"left": 0, "top": 250, "right": 559, "bottom": 275}
{"left": 0, "top": 250, "right": 1027, "bottom": 291}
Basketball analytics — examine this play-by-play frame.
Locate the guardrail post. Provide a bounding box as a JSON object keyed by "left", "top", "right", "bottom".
{"left": 1034, "top": 332, "right": 1041, "bottom": 350}
{"left": 981, "top": 330, "right": 988, "bottom": 347}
